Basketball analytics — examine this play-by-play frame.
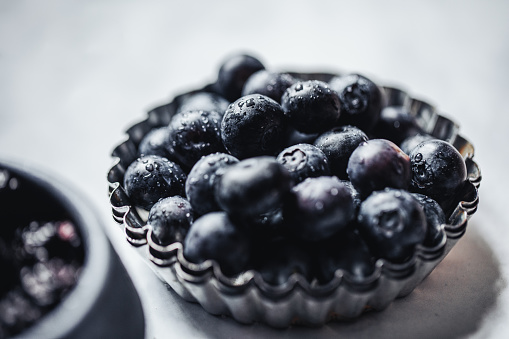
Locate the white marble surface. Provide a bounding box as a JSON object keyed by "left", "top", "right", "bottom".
{"left": 1, "top": 1, "right": 508, "bottom": 338}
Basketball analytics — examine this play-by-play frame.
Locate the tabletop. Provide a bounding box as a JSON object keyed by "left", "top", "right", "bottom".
{"left": 1, "top": 1, "right": 508, "bottom": 338}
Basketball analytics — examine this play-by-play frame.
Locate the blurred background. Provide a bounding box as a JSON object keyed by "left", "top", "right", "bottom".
{"left": 1, "top": 0, "right": 508, "bottom": 338}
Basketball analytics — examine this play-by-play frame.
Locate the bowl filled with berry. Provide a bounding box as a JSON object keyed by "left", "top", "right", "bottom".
{"left": 108, "top": 53, "right": 481, "bottom": 328}
{"left": 1, "top": 160, "right": 145, "bottom": 338}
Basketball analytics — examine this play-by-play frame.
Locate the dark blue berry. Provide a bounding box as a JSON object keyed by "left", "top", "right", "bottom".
{"left": 183, "top": 211, "right": 250, "bottom": 276}
{"left": 347, "top": 139, "right": 411, "bottom": 199}
{"left": 148, "top": 196, "right": 194, "bottom": 245}
{"left": 314, "top": 125, "right": 368, "bottom": 179}
{"left": 411, "top": 193, "right": 446, "bottom": 247}
{"left": 284, "top": 176, "right": 355, "bottom": 241}
{"left": 167, "top": 110, "right": 225, "bottom": 170}
{"left": 185, "top": 152, "right": 239, "bottom": 216}
{"left": 216, "top": 54, "right": 265, "bottom": 101}
{"left": 221, "top": 94, "right": 288, "bottom": 159}
{"left": 371, "top": 106, "right": 424, "bottom": 145}
{"left": 409, "top": 139, "right": 467, "bottom": 206}
{"left": 329, "top": 74, "right": 383, "bottom": 132}
{"left": 242, "top": 70, "right": 297, "bottom": 103}
{"left": 314, "top": 230, "right": 375, "bottom": 284}
{"left": 281, "top": 80, "right": 341, "bottom": 134}
{"left": 177, "top": 91, "right": 230, "bottom": 116}
{"left": 357, "top": 189, "right": 427, "bottom": 262}
{"left": 138, "top": 126, "right": 173, "bottom": 159}
{"left": 215, "top": 156, "right": 293, "bottom": 221}
{"left": 276, "top": 143, "right": 330, "bottom": 184}
{"left": 123, "top": 155, "right": 186, "bottom": 210}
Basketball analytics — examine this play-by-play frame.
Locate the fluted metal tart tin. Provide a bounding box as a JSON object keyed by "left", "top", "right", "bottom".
{"left": 107, "top": 73, "right": 481, "bottom": 328}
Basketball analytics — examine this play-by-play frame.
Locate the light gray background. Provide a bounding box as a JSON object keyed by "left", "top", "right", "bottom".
{"left": 1, "top": 1, "right": 508, "bottom": 338}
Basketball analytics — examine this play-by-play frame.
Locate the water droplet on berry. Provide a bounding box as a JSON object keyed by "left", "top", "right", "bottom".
{"left": 146, "top": 164, "right": 154, "bottom": 172}
{"left": 246, "top": 98, "right": 255, "bottom": 107}
{"left": 415, "top": 153, "right": 423, "bottom": 162}
{"left": 315, "top": 201, "right": 324, "bottom": 211}
{"left": 330, "top": 188, "right": 339, "bottom": 196}
{"left": 295, "top": 83, "right": 303, "bottom": 91}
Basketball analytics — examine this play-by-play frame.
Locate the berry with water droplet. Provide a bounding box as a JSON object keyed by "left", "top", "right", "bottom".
{"left": 242, "top": 70, "right": 297, "bottom": 103}
{"left": 185, "top": 152, "right": 239, "bottom": 216}
{"left": 329, "top": 74, "right": 383, "bottom": 132}
{"left": 284, "top": 176, "right": 355, "bottom": 241}
{"left": 357, "top": 189, "right": 427, "bottom": 262}
{"left": 124, "top": 155, "right": 186, "bottom": 210}
{"left": 167, "top": 110, "right": 225, "bottom": 170}
{"left": 281, "top": 80, "right": 341, "bottom": 134}
{"left": 148, "top": 196, "right": 194, "bottom": 245}
{"left": 221, "top": 94, "right": 288, "bottom": 159}
{"left": 314, "top": 125, "right": 368, "bottom": 179}
{"left": 409, "top": 139, "right": 467, "bottom": 209}
{"left": 276, "top": 143, "right": 330, "bottom": 184}
{"left": 347, "top": 139, "right": 411, "bottom": 199}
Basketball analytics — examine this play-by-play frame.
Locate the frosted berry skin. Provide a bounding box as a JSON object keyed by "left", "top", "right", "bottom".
{"left": 185, "top": 152, "right": 239, "bottom": 216}
{"left": 284, "top": 176, "right": 356, "bottom": 241}
{"left": 409, "top": 139, "right": 467, "bottom": 206}
{"left": 183, "top": 211, "right": 250, "bottom": 276}
{"left": 357, "top": 189, "right": 427, "bottom": 262}
{"left": 347, "top": 139, "right": 411, "bottom": 199}
{"left": 148, "top": 196, "right": 194, "bottom": 245}
{"left": 242, "top": 70, "right": 297, "bottom": 103}
{"left": 329, "top": 74, "right": 383, "bottom": 133}
{"left": 215, "top": 156, "right": 293, "bottom": 221}
{"left": 281, "top": 80, "right": 341, "bottom": 134}
{"left": 314, "top": 125, "right": 368, "bottom": 180}
{"left": 371, "top": 106, "right": 424, "bottom": 145}
{"left": 123, "top": 155, "right": 186, "bottom": 210}
{"left": 176, "top": 91, "right": 230, "bottom": 116}
{"left": 216, "top": 54, "right": 265, "bottom": 102}
{"left": 276, "top": 143, "right": 330, "bottom": 184}
{"left": 411, "top": 193, "right": 446, "bottom": 247}
{"left": 221, "top": 94, "right": 288, "bottom": 159}
{"left": 167, "top": 110, "right": 225, "bottom": 170}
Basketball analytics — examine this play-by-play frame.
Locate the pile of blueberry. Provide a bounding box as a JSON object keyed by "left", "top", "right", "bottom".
{"left": 122, "top": 53, "right": 468, "bottom": 284}
{"left": 0, "top": 219, "right": 83, "bottom": 338}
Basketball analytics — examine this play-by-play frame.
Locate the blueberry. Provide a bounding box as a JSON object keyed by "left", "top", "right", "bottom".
{"left": 167, "top": 110, "right": 225, "bottom": 170}
{"left": 215, "top": 156, "right": 293, "bottom": 221}
{"left": 252, "top": 238, "right": 313, "bottom": 285}
{"left": 284, "top": 176, "right": 356, "bottom": 241}
{"left": 138, "top": 126, "right": 173, "bottom": 159}
{"left": 357, "top": 189, "right": 427, "bottom": 262}
{"left": 221, "top": 94, "right": 288, "bottom": 159}
{"left": 411, "top": 193, "right": 446, "bottom": 247}
{"left": 185, "top": 152, "right": 239, "bottom": 216}
{"left": 177, "top": 91, "right": 230, "bottom": 116}
{"left": 123, "top": 155, "right": 186, "bottom": 210}
{"left": 276, "top": 143, "right": 330, "bottom": 184}
{"left": 399, "top": 133, "right": 434, "bottom": 155}
{"left": 371, "top": 106, "right": 424, "bottom": 145}
{"left": 281, "top": 80, "right": 341, "bottom": 134}
{"left": 347, "top": 139, "right": 411, "bottom": 199}
{"left": 183, "top": 211, "right": 250, "bottom": 276}
{"left": 329, "top": 74, "right": 383, "bottom": 132}
{"left": 216, "top": 53, "right": 265, "bottom": 101}
{"left": 314, "top": 230, "right": 375, "bottom": 284}
{"left": 409, "top": 139, "right": 467, "bottom": 207}
{"left": 242, "top": 70, "right": 297, "bottom": 103}
{"left": 148, "top": 196, "right": 194, "bottom": 245}
{"left": 313, "top": 125, "right": 368, "bottom": 179}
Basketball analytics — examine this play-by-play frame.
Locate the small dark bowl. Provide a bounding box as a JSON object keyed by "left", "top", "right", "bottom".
{"left": 0, "top": 159, "right": 145, "bottom": 339}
